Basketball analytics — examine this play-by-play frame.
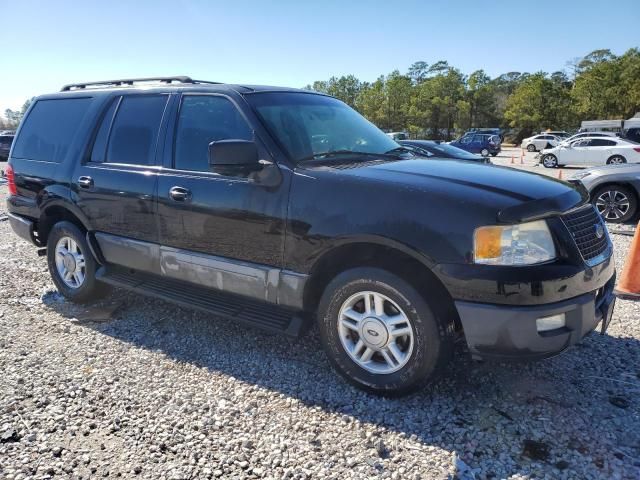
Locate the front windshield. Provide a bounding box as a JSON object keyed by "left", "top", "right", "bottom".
{"left": 247, "top": 92, "right": 399, "bottom": 163}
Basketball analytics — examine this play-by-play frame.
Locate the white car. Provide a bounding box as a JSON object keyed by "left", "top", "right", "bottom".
{"left": 541, "top": 136, "right": 640, "bottom": 168}
{"left": 560, "top": 131, "right": 617, "bottom": 145}
{"left": 521, "top": 134, "right": 562, "bottom": 152}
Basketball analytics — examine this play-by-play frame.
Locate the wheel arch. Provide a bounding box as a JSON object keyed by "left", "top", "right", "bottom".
{"left": 606, "top": 154, "right": 627, "bottom": 164}
{"left": 303, "top": 240, "right": 461, "bottom": 331}
{"left": 37, "top": 201, "right": 91, "bottom": 246}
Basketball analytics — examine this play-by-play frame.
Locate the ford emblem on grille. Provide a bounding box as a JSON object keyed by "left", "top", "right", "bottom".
{"left": 595, "top": 223, "right": 605, "bottom": 239}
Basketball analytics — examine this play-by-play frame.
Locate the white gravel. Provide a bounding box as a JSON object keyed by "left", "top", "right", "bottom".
{"left": 0, "top": 182, "right": 639, "bottom": 480}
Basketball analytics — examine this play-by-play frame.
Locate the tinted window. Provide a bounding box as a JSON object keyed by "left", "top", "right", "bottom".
{"left": 106, "top": 95, "right": 168, "bottom": 165}
{"left": 11, "top": 98, "right": 92, "bottom": 162}
{"left": 174, "top": 95, "right": 252, "bottom": 171}
{"left": 460, "top": 135, "right": 473, "bottom": 144}
{"left": 0, "top": 136, "right": 13, "bottom": 147}
{"left": 473, "top": 135, "right": 485, "bottom": 142}
{"left": 90, "top": 98, "right": 119, "bottom": 163}
{"left": 590, "top": 139, "right": 616, "bottom": 147}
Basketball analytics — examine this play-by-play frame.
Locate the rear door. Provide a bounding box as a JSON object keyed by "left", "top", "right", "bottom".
{"left": 584, "top": 138, "right": 617, "bottom": 165}
{"left": 72, "top": 94, "right": 172, "bottom": 271}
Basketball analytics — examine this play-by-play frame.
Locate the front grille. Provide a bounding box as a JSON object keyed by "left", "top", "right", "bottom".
{"left": 561, "top": 205, "right": 610, "bottom": 264}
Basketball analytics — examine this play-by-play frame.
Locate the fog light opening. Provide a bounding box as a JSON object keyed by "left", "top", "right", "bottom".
{"left": 536, "top": 313, "right": 566, "bottom": 333}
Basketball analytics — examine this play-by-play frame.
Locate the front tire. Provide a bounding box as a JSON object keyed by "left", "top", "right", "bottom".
{"left": 480, "top": 148, "right": 490, "bottom": 157}
{"left": 47, "top": 221, "right": 110, "bottom": 303}
{"left": 317, "top": 268, "right": 454, "bottom": 396}
{"left": 592, "top": 185, "right": 637, "bottom": 223}
{"left": 542, "top": 154, "right": 558, "bottom": 168}
{"left": 527, "top": 144, "right": 536, "bottom": 152}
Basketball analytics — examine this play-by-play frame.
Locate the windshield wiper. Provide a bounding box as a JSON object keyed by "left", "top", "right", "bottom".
{"left": 298, "top": 149, "right": 403, "bottom": 164}
{"left": 384, "top": 146, "right": 416, "bottom": 156}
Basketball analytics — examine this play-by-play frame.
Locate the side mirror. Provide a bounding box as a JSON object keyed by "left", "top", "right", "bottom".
{"left": 208, "top": 139, "right": 260, "bottom": 168}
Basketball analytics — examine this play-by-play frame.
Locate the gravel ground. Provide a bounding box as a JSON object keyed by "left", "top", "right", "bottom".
{"left": 0, "top": 180, "right": 639, "bottom": 480}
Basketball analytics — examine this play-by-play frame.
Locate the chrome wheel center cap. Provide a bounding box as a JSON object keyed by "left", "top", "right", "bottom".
{"left": 63, "top": 254, "right": 76, "bottom": 272}
{"left": 360, "top": 317, "right": 389, "bottom": 348}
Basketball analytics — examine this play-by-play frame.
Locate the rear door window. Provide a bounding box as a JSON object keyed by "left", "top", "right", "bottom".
{"left": 106, "top": 95, "right": 169, "bottom": 165}
{"left": 90, "top": 98, "right": 119, "bottom": 163}
{"left": 590, "top": 139, "right": 616, "bottom": 147}
{"left": 11, "top": 98, "right": 93, "bottom": 162}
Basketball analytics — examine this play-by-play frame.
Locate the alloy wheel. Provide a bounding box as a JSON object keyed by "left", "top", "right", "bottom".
{"left": 595, "top": 190, "right": 630, "bottom": 221}
{"left": 338, "top": 291, "right": 414, "bottom": 374}
{"left": 54, "top": 236, "right": 86, "bottom": 288}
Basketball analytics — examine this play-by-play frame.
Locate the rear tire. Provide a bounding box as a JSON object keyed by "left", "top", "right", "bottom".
{"left": 607, "top": 155, "right": 626, "bottom": 165}
{"left": 317, "top": 267, "right": 454, "bottom": 396}
{"left": 47, "top": 221, "right": 111, "bottom": 303}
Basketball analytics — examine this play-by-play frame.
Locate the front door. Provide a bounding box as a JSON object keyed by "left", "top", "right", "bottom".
{"left": 73, "top": 94, "right": 171, "bottom": 271}
{"left": 156, "top": 93, "right": 290, "bottom": 300}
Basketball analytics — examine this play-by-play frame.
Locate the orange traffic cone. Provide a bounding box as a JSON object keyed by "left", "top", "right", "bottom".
{"left": 557, "top": 169, "right": 563, "bottom": 180}
{"left": 511, "top": 155, "right": 515, "bottom": 164}
{"left": 615, "top": 222, "right": 640, "bottom": 300}
{"left": 520, "top": 155, "right": 524, "bottom": 165}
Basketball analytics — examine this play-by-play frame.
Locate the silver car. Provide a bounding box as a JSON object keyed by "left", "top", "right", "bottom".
{"left": 569, "top": 163, "right": 640, "bottom": 223}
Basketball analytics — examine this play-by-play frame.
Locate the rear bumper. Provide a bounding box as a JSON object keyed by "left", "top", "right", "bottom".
{"left": 7, "top": 212, "right": 38, "bottom": 246}
{"left": 456, "top": 275, "right": 616, "bottom": 361}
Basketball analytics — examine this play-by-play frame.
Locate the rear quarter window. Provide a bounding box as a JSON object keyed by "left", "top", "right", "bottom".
{"left": 11, "top": 97, "right": 93, "bottom": 162}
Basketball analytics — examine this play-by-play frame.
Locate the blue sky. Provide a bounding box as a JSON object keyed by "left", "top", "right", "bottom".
{"left": 1, "top": 0, "right": 638, "bottom": 115}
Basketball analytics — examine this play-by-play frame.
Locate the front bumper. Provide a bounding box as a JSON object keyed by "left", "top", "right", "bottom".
{"left": 456, "top": 275, "right": 616, "bottom": 360}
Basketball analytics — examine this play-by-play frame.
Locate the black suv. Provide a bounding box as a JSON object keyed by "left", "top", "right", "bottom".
{"left": 6, "top": 77, "right": 616, "bottom": 395}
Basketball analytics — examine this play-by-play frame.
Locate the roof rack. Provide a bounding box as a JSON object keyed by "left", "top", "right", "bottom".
{"left": 60, "top": 76, "right": 222, "bottom": 92}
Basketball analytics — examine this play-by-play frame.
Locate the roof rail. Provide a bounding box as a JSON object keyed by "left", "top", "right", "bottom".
{"left": 60, "top": 76, "right": 221, "bottom": 91}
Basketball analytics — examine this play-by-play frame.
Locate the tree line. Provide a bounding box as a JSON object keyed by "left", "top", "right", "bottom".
{"left": 305, "top": 48, "right": 640, "bottom": 141}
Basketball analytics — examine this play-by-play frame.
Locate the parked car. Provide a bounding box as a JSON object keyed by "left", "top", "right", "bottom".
{"left": 449, "top": 133, "right": 501, "bottom": 157}
{"left": 0, "top": 134, "right": 14, "bottom": 161}
{"left": 541, "top": 137, "right": 640, "bottom": 168}
{"left": 466, "top": 128, "right": 504, "bottom": 141}
{"left": 399, "top": 140, "right": 489, "bottom": 163}
{"left": 561, "top": 131, "right": 618, "bottom": 145}
{"left": 521, "top": 134, "right": 562, "bottom": 152}
{"left": 386, "top": 131, "right": 408, "bottom": 141}
{"left": 6, "top": 76, "right": 616, "bottom": 395}
{"left": 541, "top": 130, "right": 570, "bottom": 138}
{"left": 569, "top": 163, "right": 640, "bottom": 223}
{"left": 621, "top": 126, "right": 640, "bottom": 144}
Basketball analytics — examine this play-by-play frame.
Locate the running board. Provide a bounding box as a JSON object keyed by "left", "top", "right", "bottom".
{"left": 95, "top": 267, "right": 305, "bottom": 336}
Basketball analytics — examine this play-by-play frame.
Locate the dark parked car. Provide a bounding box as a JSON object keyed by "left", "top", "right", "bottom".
{"left": 0, "top": 134, "right": 14, "bottom": 161}
{"left": 6, "top": 77, "right": 616, "bottom": 395}
{"left": 399, "top": 140, "right": 489, "bottom": 163}
{"left": 466, "top": 128, "right": 503, "bottom": 142}
{"left": 450, "top": 133, "right": 501, "bottom": 157}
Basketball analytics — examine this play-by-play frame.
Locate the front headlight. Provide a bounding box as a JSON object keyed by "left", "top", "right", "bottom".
{"left": 474, "top": 220, "right": 556, "bottom": 265}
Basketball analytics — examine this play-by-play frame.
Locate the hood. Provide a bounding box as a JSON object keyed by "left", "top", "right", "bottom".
{"left": 304, "top": 158, "right": 587, "bottom": 223}
{"left": 575, "top": 163, "right": 640, "bottom": 177}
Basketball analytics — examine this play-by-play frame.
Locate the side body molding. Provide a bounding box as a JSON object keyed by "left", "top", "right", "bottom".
{"left": 94, "top": 232, "right": 307, "bottom": 310}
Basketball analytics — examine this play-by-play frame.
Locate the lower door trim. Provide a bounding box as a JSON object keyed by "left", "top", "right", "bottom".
{"left": 94, "top": 232, "right": 307, "bottom": 309}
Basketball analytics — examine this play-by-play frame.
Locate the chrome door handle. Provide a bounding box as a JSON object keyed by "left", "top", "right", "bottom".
{"left": 169, "top": 186, "right": 191, "bottom": 202}
{"left": 78, "top": 176, "right": 93, "bottom": 188}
